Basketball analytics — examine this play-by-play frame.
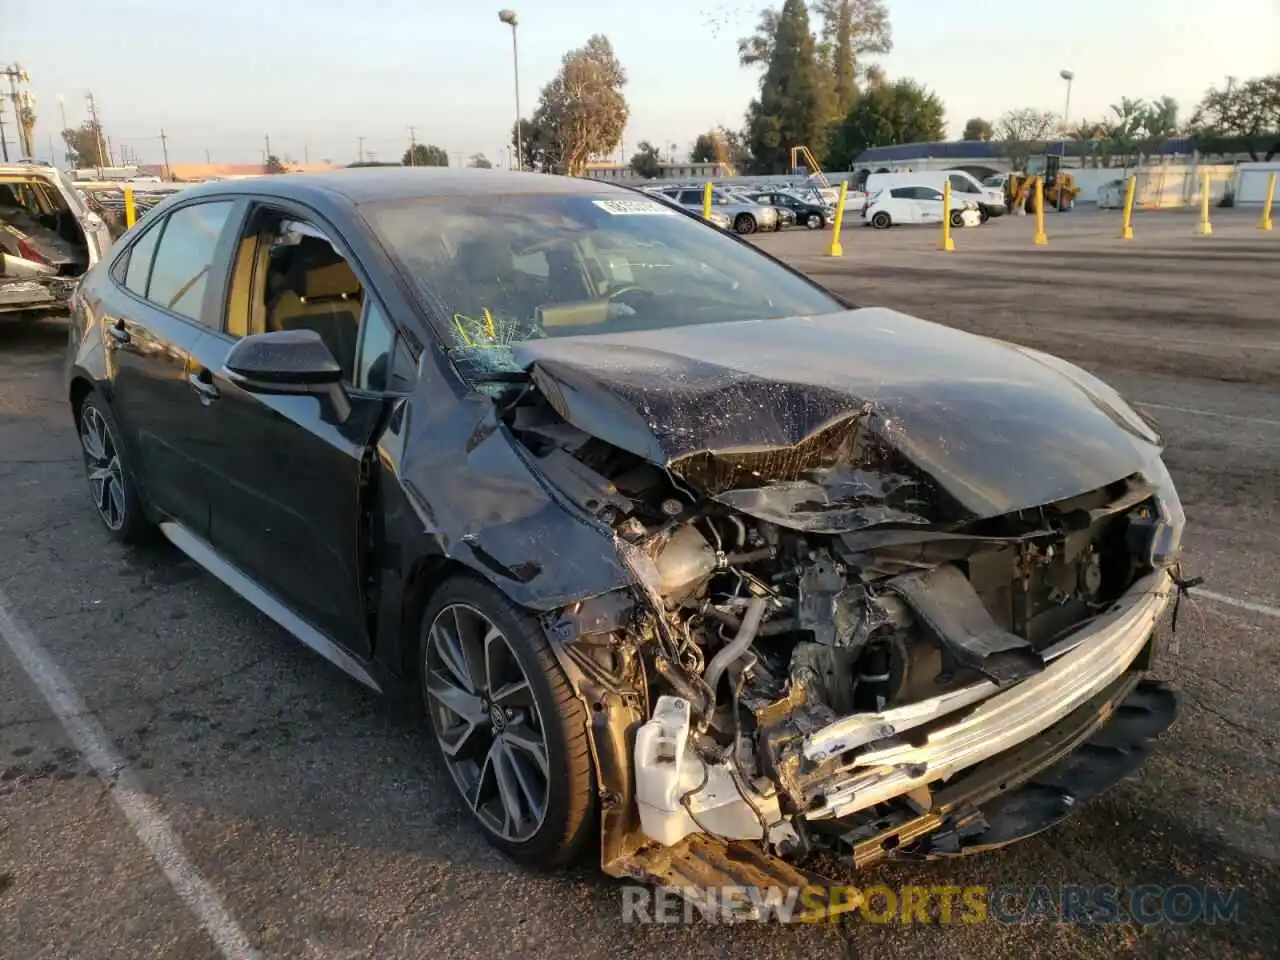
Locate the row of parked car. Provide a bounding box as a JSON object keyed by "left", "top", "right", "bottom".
{"left": 637, "top": 169, "right": 1011, "bottom": 235}
{"left": 638, "top": 182, "right": 846, "bottom": 235}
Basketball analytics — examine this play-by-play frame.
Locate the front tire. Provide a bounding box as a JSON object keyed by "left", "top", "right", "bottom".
{"left": 734, "top": 214, "right": 757, "bottom": 235}
{"left": 950, "top": 210, "right": 967, "bottom": 228}
{"left": 420, "top": 577, "right": 596, "bottom": 867}
{"left": 805, "top": 213, "right": 824, "bottom": 230}
{"left": 77, "top": 391, "right": 151, "bottom": 543}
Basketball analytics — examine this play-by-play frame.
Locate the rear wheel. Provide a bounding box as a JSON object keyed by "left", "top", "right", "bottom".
{"left": 950, "top": 210, "right": 966, "bottom": 228}
{"left": 805, "top": 213, "right": 824, "bottom": 230}
{"left": 77, "top": 391, "right": 151, "bottom": 543}
{"left": 734, "top": 213, "right": 757, "bottom": 235}
{"left": 420, "top": 577, "right": 596, "bottom": 867}
{"left": 871, "top": 211, "right": 891, "bottom": 229}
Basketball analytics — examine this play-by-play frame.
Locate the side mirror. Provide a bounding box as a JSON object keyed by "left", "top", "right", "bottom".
{"left": 224, "top": 330, "right": 351, "bottom": 421}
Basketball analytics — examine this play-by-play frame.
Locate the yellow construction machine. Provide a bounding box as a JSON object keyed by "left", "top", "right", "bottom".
{"left": 1007, "top": 154, "right": 1080, "bottom": 212}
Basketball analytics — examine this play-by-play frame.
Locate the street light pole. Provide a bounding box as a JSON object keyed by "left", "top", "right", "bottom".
{"left": 499, "top": 10, "right": 522, "bottom": 171}
{"left": 1058, "top": 68, "right": 1074, "bottom": 211}
{"left": 1060, "top": 69, "right": 1074, "bottom": 139}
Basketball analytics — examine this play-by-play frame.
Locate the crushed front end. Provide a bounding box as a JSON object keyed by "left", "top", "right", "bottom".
{"left": 484, "top": 314, "right": 1186, "bottom": 896}
{"left": 506, "top": 396, "right": 1184, "bottom": 892}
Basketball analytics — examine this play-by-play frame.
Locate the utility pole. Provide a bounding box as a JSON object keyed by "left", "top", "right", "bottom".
{"left": 408, "top": 126, "right": 417, "bottom": 166}
{"left": 1, "top": 64, "right": 35, "bottom": 159}
{"left": 304, "top": 143, "right": 309, "bottom": 164}
{"left": 0, "top": 99, "right": 8, "bottom": 162}
{"left": 85, "top": 91, "right": 109, "bottom": 169}
{"left": 160, "top": 128, "right": 171, "bottom": 181}
{"left": 264, "top": 133, "right": 272, "bottom": 161}
{"left": 357, "top": 136, "right": 365, "bottom": 163}
{"left": 56, "top": 94, "right": 70, "bottom": 166}
{"left": 205, "top": 148, "right": 211, "bottom": 164}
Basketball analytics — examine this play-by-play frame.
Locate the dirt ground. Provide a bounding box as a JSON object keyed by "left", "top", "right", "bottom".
{"left": 0, "top": 205, "right": 1277, "bottom": 959}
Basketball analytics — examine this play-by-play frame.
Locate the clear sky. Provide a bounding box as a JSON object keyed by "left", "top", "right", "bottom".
{"left": 7, "top": 0, "right": 1278, "bottom": 167}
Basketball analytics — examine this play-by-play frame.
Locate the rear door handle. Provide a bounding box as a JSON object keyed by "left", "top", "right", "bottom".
{"left": 188, "top": 370, "right": 220, "bottom": 404}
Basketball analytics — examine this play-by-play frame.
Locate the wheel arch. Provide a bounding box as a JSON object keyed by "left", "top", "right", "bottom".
{"left": 68, "top": 373, "right": 102, "bottom": 426}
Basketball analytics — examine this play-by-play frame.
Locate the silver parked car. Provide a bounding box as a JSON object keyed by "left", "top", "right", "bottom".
{"left": 645, "top": 188, "right": 733, "bottom": 230}
{"left": 658, "top": 185, "right": 780, "bottom": 235}
{"left": 1, "top": 161, "right": 113, "bottom": 320}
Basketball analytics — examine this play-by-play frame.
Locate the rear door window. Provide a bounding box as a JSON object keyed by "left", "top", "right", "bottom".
{"left": 122, "top": 221, "right": 163, "bottom": 296}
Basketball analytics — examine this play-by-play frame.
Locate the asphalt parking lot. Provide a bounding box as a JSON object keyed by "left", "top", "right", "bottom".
{"left": 2, "top": 206, "right": 1277, "bottom": 959}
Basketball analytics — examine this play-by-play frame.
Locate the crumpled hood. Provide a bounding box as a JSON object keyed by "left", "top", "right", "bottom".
{"left": 513, "top": 308, "right": 1162, "bottom": 533}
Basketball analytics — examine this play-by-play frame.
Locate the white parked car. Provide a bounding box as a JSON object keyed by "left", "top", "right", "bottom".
{"left": 862, "top": 185, "right": 982, "bottom": 229}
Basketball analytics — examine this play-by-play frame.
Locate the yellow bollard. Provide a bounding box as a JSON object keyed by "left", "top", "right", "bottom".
{"left": 1033, "top": 176, "right": 1047, "bottom": 246}
{"left": 940, "top": 180, "right": 955, "bottom": 252}
{"left": 702, "top": 182, "right": 713, "bottom": 221}
{"left": 123, "top": 186, "right": 137, "bottom": 228}
{"left": 1259, "top": 172, "right": 1276, "bottom": 231}
{"left": 827, "top": 181, "right": 849, "bottom": 257}
{"left": 1195, "top": 171, "right": 1212, "bottom": 236}
{"left": 1120, "top": 175, "right": 1136, "bottom": 240}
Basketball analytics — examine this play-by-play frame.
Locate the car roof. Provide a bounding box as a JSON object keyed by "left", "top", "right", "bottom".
{"left": 168, "top": 168, "right": 638, "bottom": 208}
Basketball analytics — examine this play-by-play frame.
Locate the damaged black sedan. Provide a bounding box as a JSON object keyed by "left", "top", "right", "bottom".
{"left": 66, "top": 169, "right": 1183, "bottom": 893}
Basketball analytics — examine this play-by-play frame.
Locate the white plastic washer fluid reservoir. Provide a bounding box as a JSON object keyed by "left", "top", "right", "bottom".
{"left": 633, "top": 695, "right": 702, "bottom": 846}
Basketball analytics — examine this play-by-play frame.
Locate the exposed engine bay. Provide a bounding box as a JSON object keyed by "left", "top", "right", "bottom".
{"left": 499, "top": 374, "right": 1180, "bottom": 863}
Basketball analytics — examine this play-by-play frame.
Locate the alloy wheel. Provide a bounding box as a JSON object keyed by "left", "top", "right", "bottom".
{"left": 80, "top": 405, "right": 127, "bottom": 531}
{"left": 424, "top": 603, "right": 550, "bottom": 842}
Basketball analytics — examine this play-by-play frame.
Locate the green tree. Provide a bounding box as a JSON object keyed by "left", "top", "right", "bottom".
{"left": 962, "top": 117, "right": 993, "bottom": 141}
{"left": 690, "top": 133, "right": 717, "bottom": 163}
{"left": 511, "top": 116, "right": 563, "bottom": 172}
{"left": 468, "top": 152, "right": 493, "bottom": 168}
{"left": 691, "top": 128, "right": 752, "bottom": 171}
{"left": 825, "top": 78, "right": 944, "bottom": 169}
{"left": 629, "top": 140, "right": 663, "bottom": 178}
{"left": 403, "top": 143, "right": 449, "bottom": 166}
{"left": 534, "top": 34, "right": 629, "bottom": 176}
{"left": 811, "top": 0, "right": 892, "bottom": 118}
{"left": 1191, "top": 74, "right": 1280, "bottom": 160}
{"left": 737, "top": 7, "right": 781, "bottom": 70}
{"left": 264, "top": 154, "right": 286, "bottom": 174}
{"left": 60, "top": 121, "right": 109, "bottom": 167}
{"left": 746, "top": 0, "right": 831, "bottom": 174}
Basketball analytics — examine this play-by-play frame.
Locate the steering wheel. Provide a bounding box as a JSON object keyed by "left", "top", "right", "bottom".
{"left": 607, "top": 284, "right": 643, "bottom": 302}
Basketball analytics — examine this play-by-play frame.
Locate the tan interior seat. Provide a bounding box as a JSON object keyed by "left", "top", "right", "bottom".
{"left": 267, "top": 240, "right": 363, "bottom": 379}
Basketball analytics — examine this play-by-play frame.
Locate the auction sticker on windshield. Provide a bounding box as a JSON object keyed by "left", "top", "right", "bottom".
{"left": 592, "top": 199, "right": 676, "bottom": 216}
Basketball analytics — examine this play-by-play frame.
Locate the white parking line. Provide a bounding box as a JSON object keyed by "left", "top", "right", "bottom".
{"left": 1136, "top": 401, "right": 1280, "bottom": 429}
{"left": 1193, "top": 588, "right": 1280, "bottom": 620}
{"left": 0, "top": 587, "right": 262, "bottom": 960}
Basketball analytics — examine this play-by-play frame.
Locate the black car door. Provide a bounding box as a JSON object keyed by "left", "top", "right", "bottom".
{"left": 186, "top": 205, "right": 396, "bottom": 656}
{"left": 102, "top": 198, "right": 243, "bottom": 535}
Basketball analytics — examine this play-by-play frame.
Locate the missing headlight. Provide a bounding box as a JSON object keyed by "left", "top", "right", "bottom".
{"left": 1128, "top": 457, "right": 1185, "bottom": 569}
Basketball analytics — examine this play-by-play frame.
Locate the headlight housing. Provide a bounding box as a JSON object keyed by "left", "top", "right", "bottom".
{"left": 1130, "top": 456, "right": 1185, "bottom": 568}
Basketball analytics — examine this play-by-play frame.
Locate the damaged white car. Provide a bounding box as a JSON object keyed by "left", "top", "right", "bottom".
{"left": 1, "top": 162, "right": 111, "bottom": 320}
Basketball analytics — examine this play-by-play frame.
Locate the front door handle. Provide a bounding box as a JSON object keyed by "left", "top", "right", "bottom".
{"left": 106, "top": 320, "right": 129, "bottom": 346}
{"left": 188, "top": 370, "right": 220, "bottom": 404}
